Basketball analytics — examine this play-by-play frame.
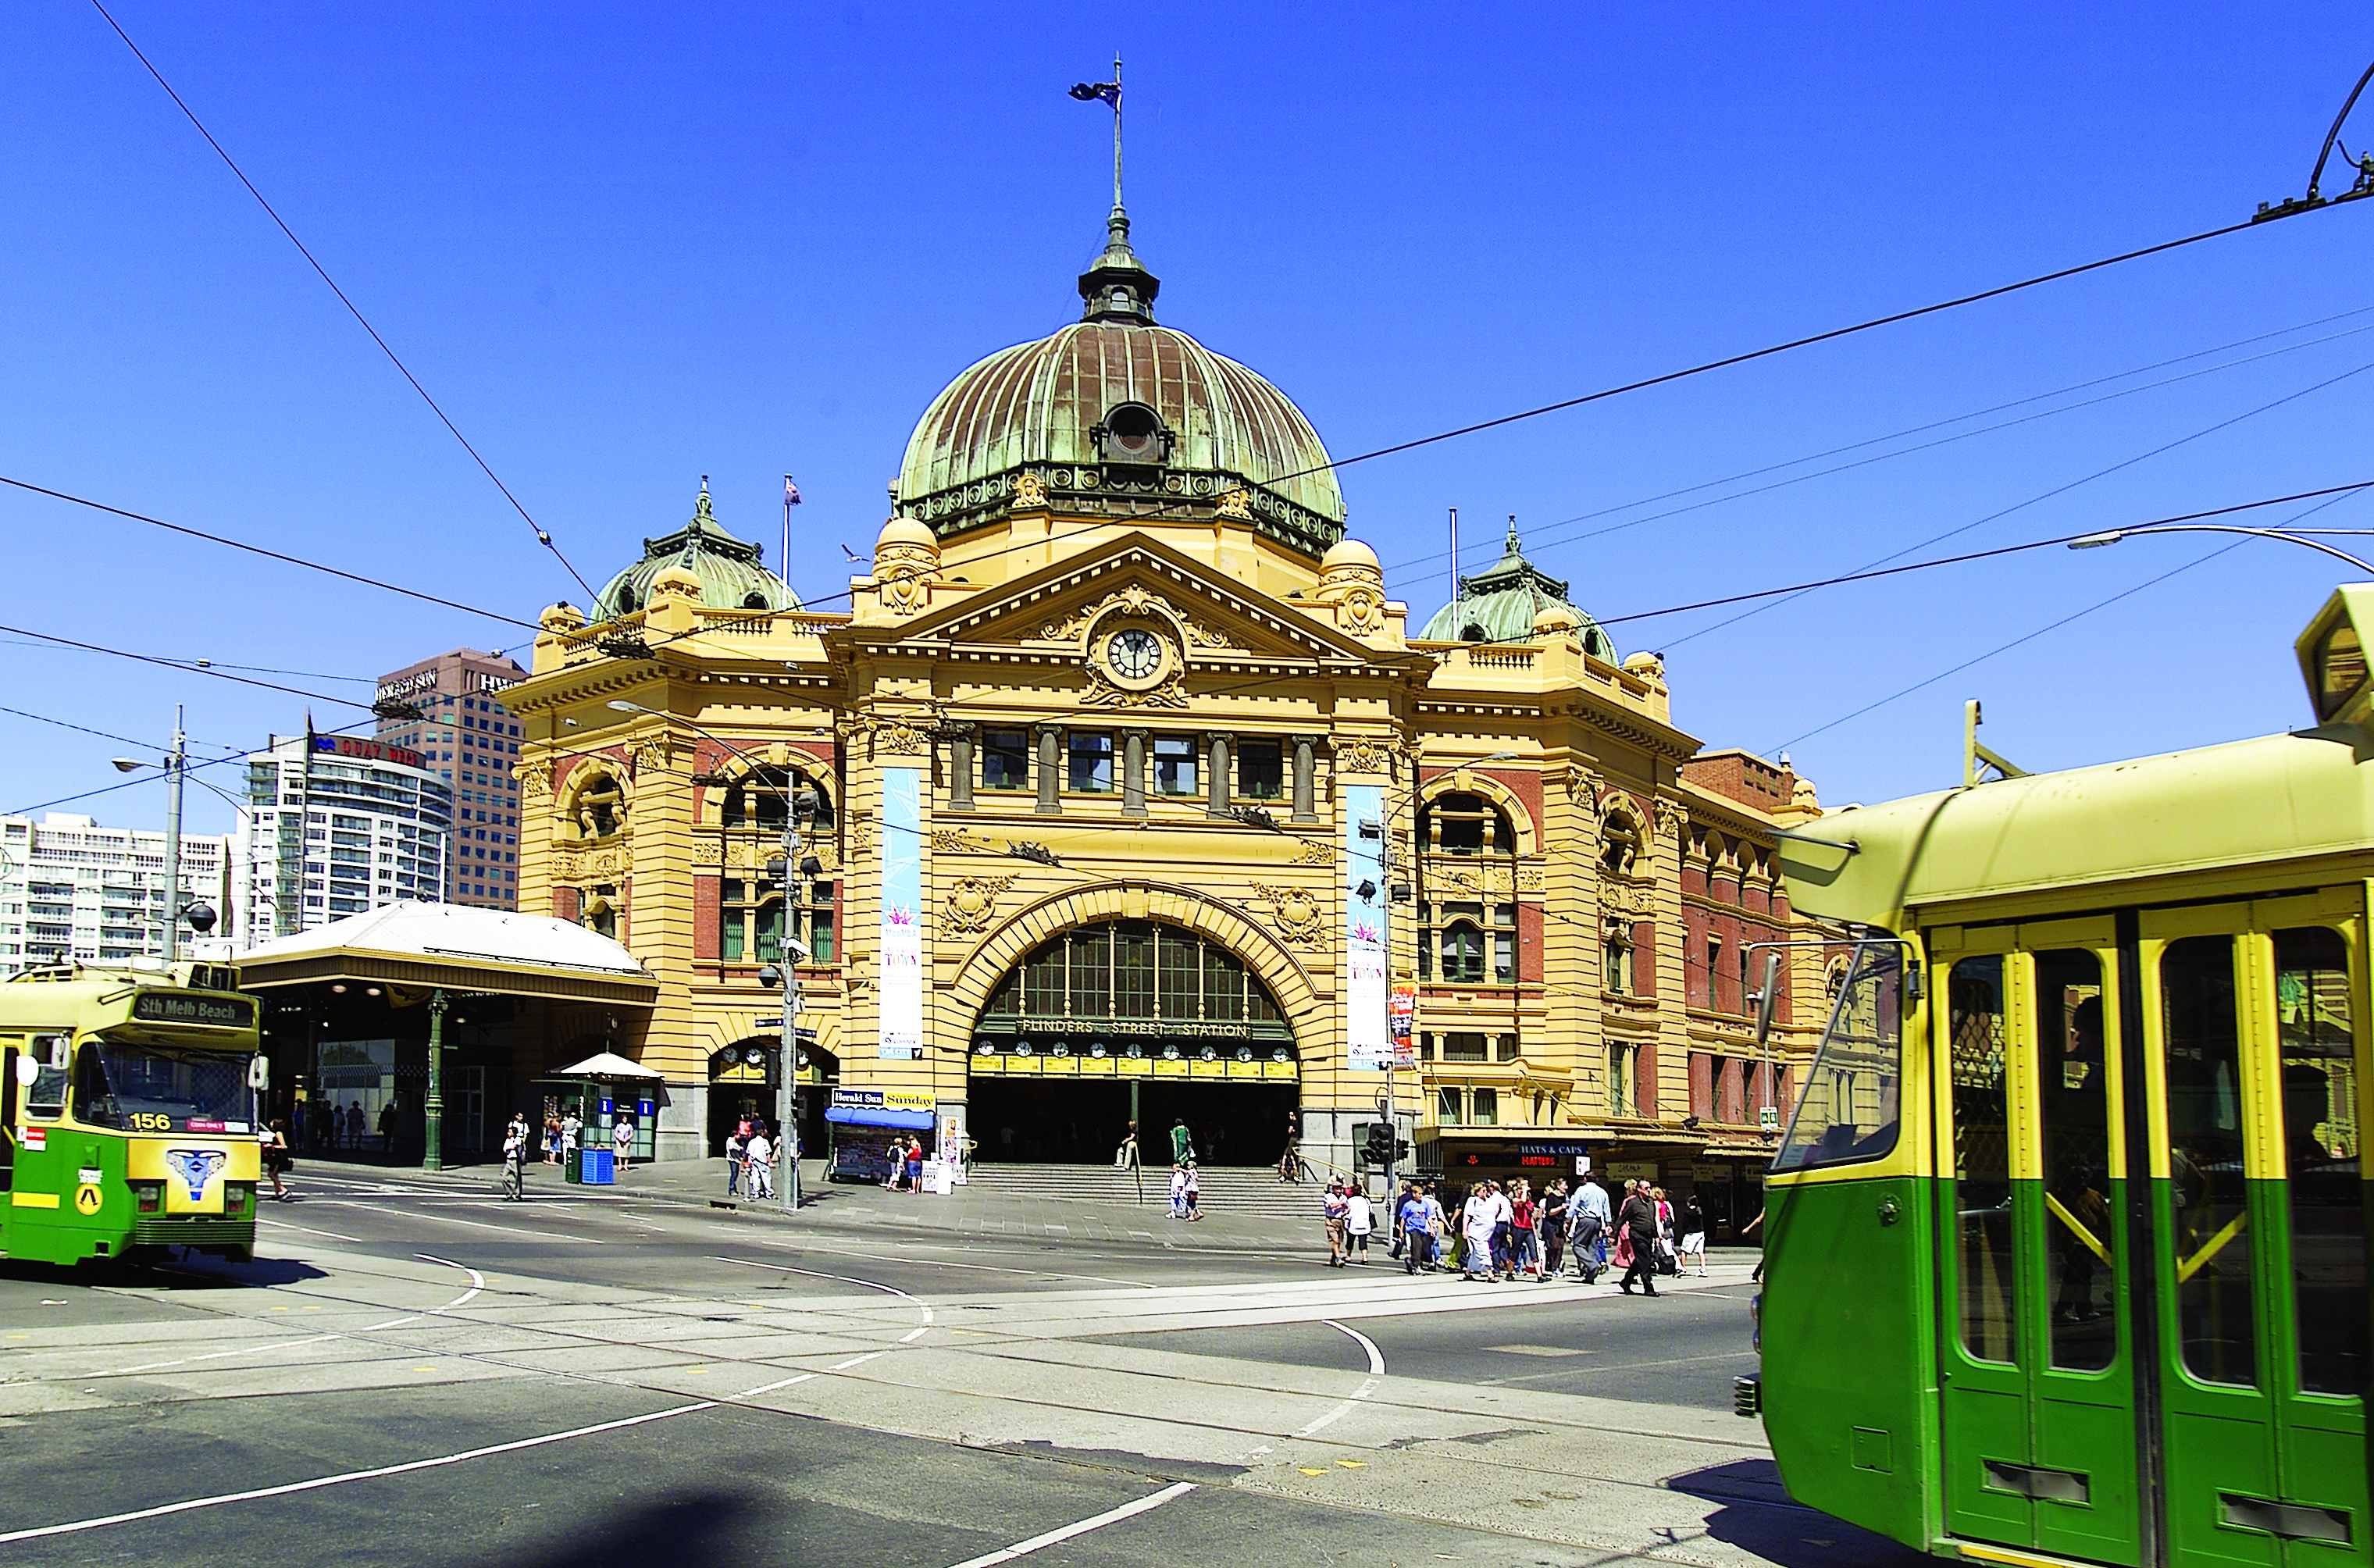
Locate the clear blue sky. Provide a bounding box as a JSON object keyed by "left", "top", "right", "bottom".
{"left": 4, "top": 2, "right": 2370, "bottom": 836}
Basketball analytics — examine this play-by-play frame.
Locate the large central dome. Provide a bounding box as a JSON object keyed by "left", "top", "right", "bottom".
{"left": 893, "top": 212, "right": 1347, "bottom": 559}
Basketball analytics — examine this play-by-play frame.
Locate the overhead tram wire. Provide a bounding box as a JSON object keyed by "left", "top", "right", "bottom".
{"left": 775, "top": 198, "right": 2358, "bottom": 615}
{"left": 0, "top": 622, "right": 378, "bottom": 714}
{"left": 9, "top": 709, "right": 389, "bottom": 819}
{"left": 87, "top": 0, "right": 601, "bottom": 603}
{"left": 1656, "top": 349, "right": 2374, "bottom": 651}
{"left": 1769, "top": 483, "right": 2374, "bottom": 755}
{"left": 1380, "top": 304, "right": 2374, "bottom": 583}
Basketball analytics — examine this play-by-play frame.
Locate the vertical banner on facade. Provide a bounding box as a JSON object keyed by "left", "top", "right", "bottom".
{"left": 879, "top": 766, "right": 922, "bottom": 1059}
{"left": 1346, "top": 782, "right": 1389, "bottom": 1071}
{"left": 1388, "top": 982, "right": 1417, "bottom": 1067}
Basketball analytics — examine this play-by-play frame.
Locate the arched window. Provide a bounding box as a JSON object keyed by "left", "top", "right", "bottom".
{"left": 582, "top": 885, "right": 618, "bottom": 939}
{"left": 1421, "top": 791, "right": 1513, "bottom": 857}
{"left": 1440, "top": 922, "right": 1485, "bottom": 983}
{"left": 722, "top": 764, "right": 835, "bottom": 832}
{"left": 1600, "top": 812, "right": 1641, "bottom": 875}
{"left": 975, "top": 921, "right": 1289, "bottom": 1055}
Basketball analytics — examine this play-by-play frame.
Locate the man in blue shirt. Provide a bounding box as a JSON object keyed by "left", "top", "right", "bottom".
{"left": 1568, "top": 1174, "right": 1613, "bottom": 1282}
{"left": 1399, "top": 1182, "right": 1435, "bottom": 1274}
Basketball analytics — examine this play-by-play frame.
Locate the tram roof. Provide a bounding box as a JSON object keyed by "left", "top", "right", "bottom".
{"left": 1777, "top": 723, "right": 2374, "bottom": 929}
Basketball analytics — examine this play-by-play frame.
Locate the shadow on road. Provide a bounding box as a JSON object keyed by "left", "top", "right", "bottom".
{"left": 1669, "top": 1460, "right": 1929, "bottom": 1568}
{"left": 475, "top": 1488, "right": 762, "bottom": 1567}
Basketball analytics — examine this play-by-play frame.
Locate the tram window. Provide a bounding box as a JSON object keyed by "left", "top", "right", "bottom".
{"left": 2161, "top": 934, "right": 2256, "bottom": 1388}
{"left": 2035, "top": 949, "right": 2116, "bottom": 1371}
{"left": 1772, "top": 942, "right": 1905, "bottom": 1173}
{"left": 25, "top": 1053, "right": 66, "bottom": 1119}
{"left": 2274, "top": 926, "right": 2367, "bottom": 1397}
{"left": 71, "top": 1046, "right": 121, "bottom": 1128}
{"left": 1949, "top": 956, "right": 2017, "bottom": 1364}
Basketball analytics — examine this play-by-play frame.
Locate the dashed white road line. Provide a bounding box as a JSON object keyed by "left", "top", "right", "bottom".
{"left": 942, "top": 1481, "right": 1196, "bottom": 1568}
{"left": 0, "top": 1402, "right": 718, "bottom": 1545}
{"left": 255, "top": 1217, "right": 365, "bottom": 1242}
{"left": 729, "top": 1372, "right": 815, "bottom": 1398}
{"left": 830, "top": 1352, "right": 885, "bottom": 1370}
{"left": 98, "top": 1334, "right": 345, "bottom": 1380}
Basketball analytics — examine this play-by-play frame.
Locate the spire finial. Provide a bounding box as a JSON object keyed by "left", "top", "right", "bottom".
{"left": 1506, "top": 515, "right": 1521, "bottom": 554}
{"left": 1069, "top": 61, "right": 1153, "bottom": 323}
{"left": 694, "top": 477, "right": 715, "bottom": 525}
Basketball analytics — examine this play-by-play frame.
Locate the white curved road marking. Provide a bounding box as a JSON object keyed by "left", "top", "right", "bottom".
{"left": 942, "top": 1481, "right": 1196, "bottom": 1568}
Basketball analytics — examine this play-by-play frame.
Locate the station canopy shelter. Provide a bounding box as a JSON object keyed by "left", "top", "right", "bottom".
{"left": 236, "top": 903, "right": 659, "bottom": 1165}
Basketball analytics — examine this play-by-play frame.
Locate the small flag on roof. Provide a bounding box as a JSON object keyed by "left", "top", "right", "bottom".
{"left": 1068, "top": 80, "right": 1119, "bottom": 106}
{"left": 784, "top": 474, "right": 802, "bottom": 506}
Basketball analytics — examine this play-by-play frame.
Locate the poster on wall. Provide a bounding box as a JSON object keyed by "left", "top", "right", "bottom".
{"left": 879, "top": 765, "right": 922, "bottom": 1058}
{"left": 1388, "top": 983, "right": 1417, "bottom": 1067}
{"left": 1345, "top": 782, "right": 1390, "bottom": 1071}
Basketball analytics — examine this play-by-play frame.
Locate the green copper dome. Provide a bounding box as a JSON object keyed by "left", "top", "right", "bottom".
{"left": 893, "top": 210, "right": 1348, "bottom": 559}
{"left": 594, "top": 482, "right": 798, "bottom": 620}
{"left": 1417, "top": 523, "right": 1617, "bottom": 660}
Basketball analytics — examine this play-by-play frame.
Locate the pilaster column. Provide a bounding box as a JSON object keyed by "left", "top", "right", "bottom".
{"left": 1036, "top": 724, "right": 1063, "bottom": 815}
{"left": 948, "top": 725, "right": 975, "bottom": 813}
{"left": 1204, "top": 732, "right": 1233, "bottom": 818}
{"left": 1290, "top": 735, "right": 1319, "bottom": 823}
{"left": 1122, "top": 729, "right": 1148, "bottom": 818}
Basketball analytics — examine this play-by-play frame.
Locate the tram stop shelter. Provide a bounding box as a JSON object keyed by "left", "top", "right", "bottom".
{"left": 544, "top": 1049, "right": 668, "bottom": 1174}
{"left": 235, "top": 903, "right": 660, "bottom": 1167}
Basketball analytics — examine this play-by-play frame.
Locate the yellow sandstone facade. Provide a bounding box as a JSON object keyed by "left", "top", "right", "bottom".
{"left": 506, "top": 209, "right": 1830, "bottom": 1219}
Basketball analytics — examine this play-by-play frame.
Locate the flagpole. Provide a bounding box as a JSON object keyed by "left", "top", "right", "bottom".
{"left": 1112, "top": 54, "right": 1124, "bottom": 215}
{"left": 782, "top": 474, "right": 793, "bottom": 593}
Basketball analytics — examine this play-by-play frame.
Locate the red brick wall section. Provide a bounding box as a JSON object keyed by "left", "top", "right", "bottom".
{"left": 1689, "top": 1052, "right": 1713, "bottom": 1121}
{"left": 553, "top": 886, "right": 579, "bottom": 922}
{"left": 693, "top": 874, "right": 721, "bottom": 961}
{"left": 1636, "top": 1042, "right": 1659, "bottom": 1117}
{"left": 1519, "top": 903, "right": 1543, "bottom": 983}
{"left": 1631, "top": 921, "right": 1656, "bottom": 998}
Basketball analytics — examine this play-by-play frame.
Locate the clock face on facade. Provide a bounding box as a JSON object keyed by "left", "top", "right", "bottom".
{"left": 1106, "top": 628, "right": 1162, "bottom": 682}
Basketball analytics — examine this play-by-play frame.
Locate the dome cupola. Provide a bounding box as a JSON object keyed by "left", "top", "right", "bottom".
{"left": 1417, "top": 521, "right": 1616, "bottom": 661}
{"left": 594, "top": 480, "right": 798, "bottom": 620}
{"left": 893, "top": 208, "right": 1347, "bottom": 560}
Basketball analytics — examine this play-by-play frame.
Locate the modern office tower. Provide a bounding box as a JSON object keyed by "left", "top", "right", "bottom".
{"left": 234, "top": 732, "right": 454, "bottom": 945}
{"left": 373, "top": 648, "right": 526, "bottom": 910}
{"left": 0, "top": 813, "right": 233, "bottom": 970}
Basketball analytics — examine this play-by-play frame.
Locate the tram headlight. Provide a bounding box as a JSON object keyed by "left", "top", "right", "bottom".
{"left": 134, "top": 1182, "right": 162, "bottom": 1214}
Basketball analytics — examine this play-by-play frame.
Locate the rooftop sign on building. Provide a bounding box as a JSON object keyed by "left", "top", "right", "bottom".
{"left": 312, "top": 735, "right": 426, "bottom": 770}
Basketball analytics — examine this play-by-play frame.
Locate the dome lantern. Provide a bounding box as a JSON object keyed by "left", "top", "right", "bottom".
{"left": 1417, "top": 519, "right": 1617, "bottom": 661}
{"left": 594, "top": 479, "right": 798, "bottom": 621}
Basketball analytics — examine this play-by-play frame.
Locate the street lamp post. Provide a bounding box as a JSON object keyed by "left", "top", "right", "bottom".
{"left": 424, "top": 989, "right": 450, "bottom": 1171}
{"left": 112, "top": 705, "right": 207, "bottom": 961}
{"left": 2069, "top": 524, "right": 2374, "bottom": 576}
{"left": 608, "top": 700, "right": 816, "bottom": 1213}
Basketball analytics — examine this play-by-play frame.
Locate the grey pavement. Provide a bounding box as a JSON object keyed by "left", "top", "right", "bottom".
{"left": 1, "top": 1160, "right": 1902, "bottom": 1568}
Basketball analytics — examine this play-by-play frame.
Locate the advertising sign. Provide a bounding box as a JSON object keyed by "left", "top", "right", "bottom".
{"left": 1345, "top": 783, "right": 1390, "bottom": 1071}
{"left": 879, "top": 766, "right": 922, "bottom": 1059}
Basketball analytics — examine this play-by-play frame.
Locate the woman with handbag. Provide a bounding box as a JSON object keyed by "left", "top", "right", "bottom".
{"left": 261, "top": 1119, "right": 294, "bottom": 1203}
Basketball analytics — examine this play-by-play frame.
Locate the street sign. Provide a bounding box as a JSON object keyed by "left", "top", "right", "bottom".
{"left": 1759, "top": 1104, "right": 1780, "bottom": 1131}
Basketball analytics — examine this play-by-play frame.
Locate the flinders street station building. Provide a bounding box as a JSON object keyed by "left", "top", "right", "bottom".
{"left": 508, "top": 207, "right": 1833, "bottom": 1230}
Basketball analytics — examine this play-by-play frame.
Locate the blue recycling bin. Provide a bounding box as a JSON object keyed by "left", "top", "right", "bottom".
{"left": 581, "top": 1147, "right": 615, "bottom": 1185}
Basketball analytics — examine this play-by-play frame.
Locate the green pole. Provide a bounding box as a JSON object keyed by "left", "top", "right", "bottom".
{"left": 424, "top": 989, "right": 448, "bottom": 1171}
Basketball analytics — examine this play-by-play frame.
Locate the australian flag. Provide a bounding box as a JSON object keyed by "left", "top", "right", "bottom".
{"left": 1068, "top": 80, "right": 1119, "bottom": 106}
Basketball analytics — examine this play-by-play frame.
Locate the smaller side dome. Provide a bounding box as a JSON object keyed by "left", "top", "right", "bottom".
{"left": 649, "top": 565, "right": 704, "bottom": 603}
{"left": 1418, "top": 520, "right": 1617, "bottom": 661}
{"left": 594, "top": 479, "right": 799, "bottom": 620}
{"left": 1533, "top": 603, "right": 1578, "bottom": 635}
{"left": 877, "top": 515, "right": 937, "bottom": 554}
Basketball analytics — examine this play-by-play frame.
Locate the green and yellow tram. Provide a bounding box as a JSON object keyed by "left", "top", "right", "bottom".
{"left": 1757, "top": 586, "right": 2372, "bottom": 1568}
{"left": 1, "top": 959, "right": 262, "bottom": 1266}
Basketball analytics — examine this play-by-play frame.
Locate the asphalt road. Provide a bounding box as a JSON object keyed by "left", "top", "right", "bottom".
{"left": 0, "top": 1163, "right": 1921, "bottom": 1568}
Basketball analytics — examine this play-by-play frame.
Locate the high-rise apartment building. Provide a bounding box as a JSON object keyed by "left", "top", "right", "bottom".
{"left": 0, "top": 813, "right": 233, "bottom": 970}
{"left": 235, "top": 732, "right": 453, "bottom": 945}
{"left": 374, "top": 648, "right": 526, "bottom": 909}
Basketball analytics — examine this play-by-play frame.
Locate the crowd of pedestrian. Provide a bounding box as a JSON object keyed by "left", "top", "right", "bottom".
{"left": 1339, "top": 1174, "right": 1717, "bottom": 1293}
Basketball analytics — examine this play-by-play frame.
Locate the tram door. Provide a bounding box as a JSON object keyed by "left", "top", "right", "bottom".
{"left": 1937, "top": 918, "right": 2142, "bottom": 1565}
{"left": 2141, "top": 895, "right": 2366, "bottom": 1567}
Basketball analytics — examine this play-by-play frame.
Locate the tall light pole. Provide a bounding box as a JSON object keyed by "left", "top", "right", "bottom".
{"left": 112, "top": 704, "right": 200, "bottom": 961}
{"left": 2068, "top": 523, "right": 2374, "bottom": 576}
{"left": 424, "top": 989, "right": 450, "bottom": 1171}
{"left": 608, "top": 700, "right": 817, "bottom": 1212}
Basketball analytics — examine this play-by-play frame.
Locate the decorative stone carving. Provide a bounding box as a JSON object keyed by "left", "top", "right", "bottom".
{"left": 1180, "top": 613, "right": 1238, "bottom": 650}
{"left": 519, "top": 768, "right": 552, "bottom": 805}
{"left": 1012, "top": 471, "right": 1049, "bottom": 508}
{"left": 552, "top": 841, "right": 633, "bottom": 883}
{"left": 1332, "top": 740, "right": 1397, "bottom": 777}
{"left": 1251, "top": 883, "right": 1326, "bottom": 946}
{"left": 1338, "top": 583, "right": 1387, "bottom": 633}
{"left": 929, "top": 829, "right": 976, "bottom": 855}
{"left": 870, "top": 517, "right": 941, "bottom": 619}
{"left": 1291, "top": 838, "right": 1336, "bottom": 866}
{"left": 850, "top": 811, "right": 875, "bottom": 858}
{"left": 872, "top": 721, "right": 932, "bottom": 756}
{"left": 1083, "top": 665, "right": 1189, "bottom": 708}
{"left": 1216, "top": 487, "right": 1253, "bottom": 520}
{"left": 629, "top": 735, "right": 678, "bottom": 777}
{"left": 941, "top": 875, "right": 1015, "bottom": 936}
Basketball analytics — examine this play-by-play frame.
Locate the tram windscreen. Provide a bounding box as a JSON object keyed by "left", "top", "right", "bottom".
{"left": 1772, "top": 940, "right": 1905, "bottom": 1173}
{"left": 73, "top": 1042, "right": 254, "bottom": 1133}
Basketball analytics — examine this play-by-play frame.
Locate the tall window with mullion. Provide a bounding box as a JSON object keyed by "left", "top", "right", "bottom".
{"left": 720, "top": 878, "right": 782, "bottom": 963}
{"left": 1068, "top": 731, "right": 1114, "bottom": 793}
{"left": 981, "top": 729, "right": 1031, "bottom": 792}
{"left": 1236, "top": 739, "right": 1283, "bottom": 801}
{"left": 722, "top": 765, "right": 834, "bottom": 831}
{"left": 1151, "top": 735, "right": 1198, "bottom": 796}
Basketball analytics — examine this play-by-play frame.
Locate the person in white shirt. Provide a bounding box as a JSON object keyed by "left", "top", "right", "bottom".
{"left": 747, "top": 1128, "right": 775, "bottom": 1199}
{"left": 611, "top": 1116, "right": 634, "bottom": 1172}
{"left": 1344, "top": 1187, "right": 1374, "bottom": 1265}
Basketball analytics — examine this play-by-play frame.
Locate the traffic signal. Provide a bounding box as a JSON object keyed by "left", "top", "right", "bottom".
{"left": 1394, "top": 1139, "right": 1411, "bottom": 1162}
{"left": 1362, "top": 1123, "right": 1394, "bottom": 1165}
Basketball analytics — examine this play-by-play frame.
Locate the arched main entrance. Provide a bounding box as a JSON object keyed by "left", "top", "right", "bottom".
{"left": 966, "top": 918, "right": 1300, "bottom": 1166}
{"left": 704, "top": 1037, "right": 839, "bottom": 1156}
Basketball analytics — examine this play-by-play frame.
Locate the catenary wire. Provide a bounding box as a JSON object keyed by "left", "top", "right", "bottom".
{"left": 87, "top": 0, "right": 600, "bottom": 603}
{"left": 1391, "top": 306, "right": 2374, "bottom": 585}
{"left": 1656, "top": 351, "right": 2374, "bottom": 650}
{"left": 776, "top": 201, "right": 2353, "bottom": 613}
{"left": 0, "top": 622, "right": 376, "bottom": 712}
